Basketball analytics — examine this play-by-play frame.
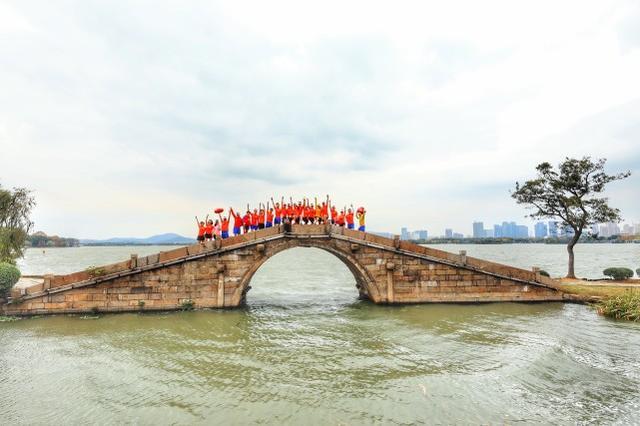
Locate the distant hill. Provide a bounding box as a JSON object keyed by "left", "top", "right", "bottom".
{"left": 80, "top": 233, "right": 195, "bottom": 246}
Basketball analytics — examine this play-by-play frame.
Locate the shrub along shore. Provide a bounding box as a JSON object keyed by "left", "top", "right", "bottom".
{"left": 596, "top": 291, "right": 640, "bottom": 321}
{"left": 559, "top": 278, "right": 640, "bottom": 321}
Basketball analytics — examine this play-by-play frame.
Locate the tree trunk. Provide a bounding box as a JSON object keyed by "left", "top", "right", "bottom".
{"left": 566, "top": 231, "right": 581, "bottom": 279}
{"left": 566, "top": 242, "right": 576, "bottom": 279}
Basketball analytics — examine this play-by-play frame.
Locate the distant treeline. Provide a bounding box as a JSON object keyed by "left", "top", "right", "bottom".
{"left": 82, "top": 242, "right": 187, "bottom": 247}
{"left": 412, "top": 236, "right": 639, "bottom": 245}
{"left": 27, "top": 232, "right": 79, "bottom": 248}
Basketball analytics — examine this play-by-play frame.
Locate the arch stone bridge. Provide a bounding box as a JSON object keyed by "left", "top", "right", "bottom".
{"left": 2, "top": 225, "right": 566, "bottom": 316}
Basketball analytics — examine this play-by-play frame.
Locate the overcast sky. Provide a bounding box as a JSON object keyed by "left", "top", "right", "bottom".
{"left": 1, "top": 1, "right": 639, "bottom": 239}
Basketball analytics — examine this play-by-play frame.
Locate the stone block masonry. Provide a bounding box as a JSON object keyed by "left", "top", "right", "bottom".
{"left": 2, "top": 225, "right": 564, "bottom": 315}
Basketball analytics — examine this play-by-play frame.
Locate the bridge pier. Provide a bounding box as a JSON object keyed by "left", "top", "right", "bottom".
{"left": 217, "top": 263, "right": 226, "bottom": 307}
{"left": 385, "top": 262, "right": 395, "bottom": 303}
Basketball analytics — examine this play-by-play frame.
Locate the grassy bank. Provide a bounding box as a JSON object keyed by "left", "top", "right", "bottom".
{"left": 558, "top": 279, "right": 640, "bottom": 321}
{"left": 595, "top": 291, "right": 640, "bottom": 321}
{"left": 558, "top": 284, "right": 636, "bottom": 298}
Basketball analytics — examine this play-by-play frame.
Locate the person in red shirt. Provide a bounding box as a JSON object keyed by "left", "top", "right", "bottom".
{"left": 330, "top": 206, "right": 338, "bottom": 224}
{"left": 204, "top": 219, "right": 214, "bottom": 241}
{"left": 314, "top": 198, "right": 322, "bottom": 224}
{"left": 308, "top": 203, "right": 316, "bottom": 224}
{"left": 230, "top": 208, "right": 243, "bottom": 236}
{"left": 195, "top": 216, "right": 206, "bottom": 244}
{"left": 275, "top": 204, "right": 282, "bottom": 225}
{"left": 320, "top": 201, "right": 329, "bottom": 224}
{"left": 336, "top": 210, "right": 345, "bottom": 227}
{"left": 257, "top": 207, "right": 266, "bottom": 229}
{"left": 303, "top": 202, "right": 312, "bottom": 224}
{"left": 251, "top": 209, "right": 259, "bottom": 231}
{"left": 346, "top": 208, "right": 355, "bottom": 230}
{"left": 295, "top": 202, "right": 304, "bottom": 224}
{"left": 266, "top": 207, "right": 274, "bottom": 228}
{"left": 271, "top": 197, "right": 284, "bottom": 226}
{"left": 217, "top": 211, "right": 230, "bottom": 239}
{"left": 242, "top": 210, "right": 252, "bottom": 233}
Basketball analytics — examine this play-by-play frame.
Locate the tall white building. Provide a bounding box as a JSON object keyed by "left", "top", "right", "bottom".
{"left": 472, "top": 222, "right": 485, "bottom": 238}
{"left": 599, "top": 222, "right": 621, "bottom": 238}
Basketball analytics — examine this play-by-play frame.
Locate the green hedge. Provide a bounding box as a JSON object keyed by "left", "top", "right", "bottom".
{"left": 0, "top": 262, "right": 21, "bottom": 297}
{"left": 603, "top": 267, "right": 634, "bottom": 281}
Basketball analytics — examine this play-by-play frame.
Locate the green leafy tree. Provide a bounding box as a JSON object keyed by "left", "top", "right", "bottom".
{"left": 512, "top": 157, "right": 630, "bottom": 278}
{"left": 0, "top": 262, "right": 21, "bottom": 297}
{"left": 0, "top": 184, "right": 36, "bottom": 263}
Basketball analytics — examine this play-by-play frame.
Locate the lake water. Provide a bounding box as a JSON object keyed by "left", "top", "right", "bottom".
{"left": 2, "top": 245, "right": 640, "bottom": 424}
{"left": 16, "top": 242, "right": 640, "bottom": 278}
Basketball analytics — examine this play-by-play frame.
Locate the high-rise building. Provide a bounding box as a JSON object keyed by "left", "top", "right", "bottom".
{"left": 516, "top": 225, "right": 529, "bottom": 239}
{"left": 499, "top": 221, "right": 517, "bottom": 238}
{"left": 589, "top": 224, "right": 600, "bottom": 236}
{"left": 600, "top": 222, "right": 620, "bottom": 238}
{"left": 473, "top": 222, "right": 485, "bottom": 238}
{"left": 622, "top": 224, "right": 634, "bottom": 235}
{"left": 634, "top": 223, "right": 640, "bottom": 235}
{"left": 453, "top": 232, "right": 464, "bottom": 239}
{"left": 416, "top": 230, "right": 428, "bottom": 240}
{"left": 445, "top": 228, "right": 453, "bottom": 238}
{"left": 548, "top": 221, "right": 558, "bottom": 238}
{"left": 494, "top": 224, "right": 502, "bottom": 238}
{"left": 401, "top": 227, "right": 410, "bottom": 240}
{"left": 534, "top": 222, "right": 548, "bottom": 238}
{"left": 484, "top": 228, "right": 494, "bottom": 238}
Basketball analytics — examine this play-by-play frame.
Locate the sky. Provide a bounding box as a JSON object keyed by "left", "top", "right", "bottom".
{"left": 1, "top": 0, "right": 639, "bottom": 239}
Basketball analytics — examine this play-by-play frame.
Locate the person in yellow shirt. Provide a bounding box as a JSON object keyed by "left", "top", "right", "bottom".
{"left": 356, "top": 208, "right": 366, "bottom": 232}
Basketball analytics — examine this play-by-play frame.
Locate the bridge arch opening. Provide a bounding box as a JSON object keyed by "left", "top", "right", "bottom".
{"left": 240, "top": 246, "right": 375, "bottom": 307}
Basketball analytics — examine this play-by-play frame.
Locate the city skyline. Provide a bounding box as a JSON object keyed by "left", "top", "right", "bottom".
{"left": 398, "top": 218, "right": 640, "bottom": 239}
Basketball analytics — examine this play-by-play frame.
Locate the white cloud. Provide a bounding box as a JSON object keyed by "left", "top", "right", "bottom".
{"left": 0, "top": 0, "right": 638, "bottom": 238}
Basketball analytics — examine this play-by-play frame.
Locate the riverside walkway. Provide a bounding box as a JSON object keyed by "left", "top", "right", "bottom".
{"left": 2, "top": 225, "right": 565, "bottom": 315}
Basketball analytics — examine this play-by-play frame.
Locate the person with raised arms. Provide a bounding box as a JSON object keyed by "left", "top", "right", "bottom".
{"left": 330, "top": 205, "right": 338, "bottom": 225}
{"left": 242, "top": 208, "right": 252, "bottom": 234}
{"left": 314, "top": 197, "right": 322, "bottom": 224}
{"left": 336, "top": 209, "right": 345, "bottom": 227}
{"left": 356, "top": 207, "right": 366, "bottom": 232}
{"left": 204, "top": 219, "right": 214, "bottom": 241}
{"left": 321, "top": 195, "right": 329, "bottom": 224}
{"left": 346, "top": 206, "right": 355, "bottom": 230}
{"left": 266, "top": 202, "right": 274, "bottom": 228}
{"left": 195, "top": 216, "right": 207, "bottom": 244}
{"left": 271, "top": 197, "right": 283, "bottom": 226}
{"left": 230, "top": 207, "right": 243, "bottom": 236}
{"left": 255, "top": 203, "right": 264, "bottom": 229}
{"left": 251, "top": 208, "right": 259, "bottom": 231}
{"left": 216, "top": 210, "right": 230, "bottom": 239}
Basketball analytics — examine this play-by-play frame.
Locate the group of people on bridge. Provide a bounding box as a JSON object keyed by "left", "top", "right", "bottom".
{"left": 195, "top": 196, "right": 366, "bottom": 243}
